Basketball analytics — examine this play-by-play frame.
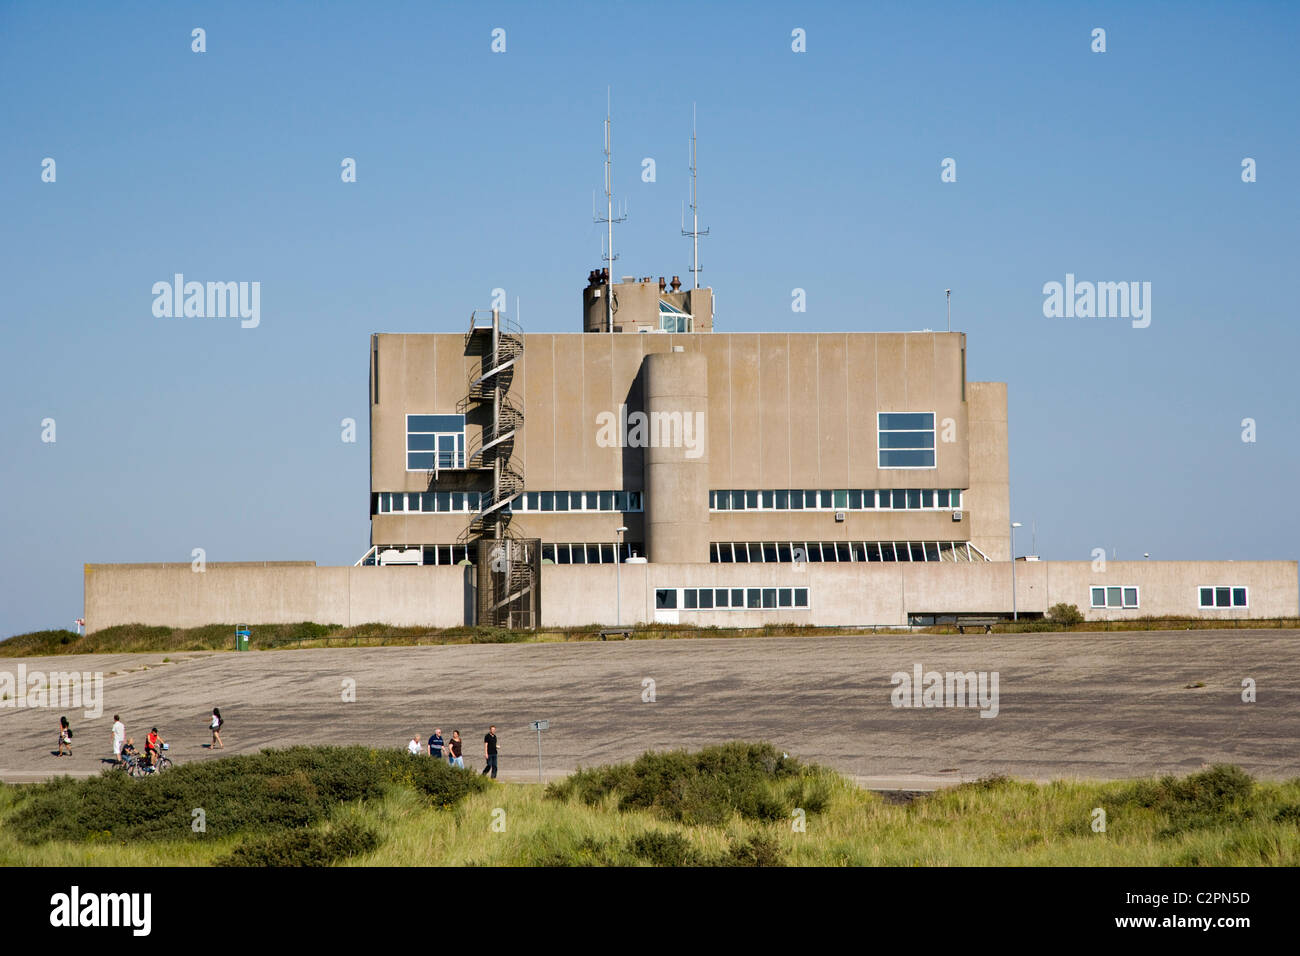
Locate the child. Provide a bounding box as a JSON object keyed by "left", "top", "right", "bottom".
{"left": 57, "top": 716, "right": 72, "bottom": 756}
{"left": 210, "top": 708, "right": 224, "bottom": 749}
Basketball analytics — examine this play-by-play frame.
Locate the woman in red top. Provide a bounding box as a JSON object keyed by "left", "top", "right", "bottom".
{"left": 145, "top": 728, "right": 164, "bottom": 768}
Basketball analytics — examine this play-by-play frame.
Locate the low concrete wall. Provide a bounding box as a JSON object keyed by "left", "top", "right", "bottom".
{"left": 85, "top": 559, "right": 1297, "bottom": 632}
{"left": 84, "top": 563, "right": 468, "bottom": 632}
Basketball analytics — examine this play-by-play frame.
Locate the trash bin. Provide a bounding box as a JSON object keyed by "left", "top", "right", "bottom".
{"left": 235, "top": 626, "right": 251, "bottom": 652}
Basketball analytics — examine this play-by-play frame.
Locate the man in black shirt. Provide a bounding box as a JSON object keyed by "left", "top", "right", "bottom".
{"left": 482, "top": 725, "right": 498, "bottom": 778}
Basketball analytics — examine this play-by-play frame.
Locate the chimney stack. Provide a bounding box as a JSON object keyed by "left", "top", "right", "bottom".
{"left": 670, "top": 275, "right": 682, "bottom": 292}
{"left": 658, "top": 277, "right": 666, "bottom": 293}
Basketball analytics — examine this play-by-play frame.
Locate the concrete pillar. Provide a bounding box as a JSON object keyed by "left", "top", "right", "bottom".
{"left": 643, "top": 349, "right": 709, "bottom": 563}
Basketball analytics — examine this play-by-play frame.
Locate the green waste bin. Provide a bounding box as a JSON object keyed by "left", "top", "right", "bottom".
{"left": 235, "top": 626, "right": 251, "bottom": 651}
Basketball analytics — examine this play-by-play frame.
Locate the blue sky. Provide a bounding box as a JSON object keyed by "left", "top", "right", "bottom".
{"left": 2, "top": 1, "right": 1297, "bottom": 636}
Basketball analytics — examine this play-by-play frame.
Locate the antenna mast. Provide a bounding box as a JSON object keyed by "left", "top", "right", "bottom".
{"left": 594, "top": 88, "right": 627, "bottom": 333}
{"left": 682, "top": 104, "right": 709, "bottom": 289}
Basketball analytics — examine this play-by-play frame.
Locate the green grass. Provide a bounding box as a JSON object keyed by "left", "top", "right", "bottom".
{"left": 0, "top": 745, "right": 1296, "bottom": 866}
{"left": 0, "top": 621, "right": 859, "bottom": 655}
{"left": 7, "top": 615, "right": 1295, "bottom": 656}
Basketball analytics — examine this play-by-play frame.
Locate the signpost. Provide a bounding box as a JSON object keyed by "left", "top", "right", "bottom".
{"left": 530, "top": 719, "right": 550, "bottom": 784}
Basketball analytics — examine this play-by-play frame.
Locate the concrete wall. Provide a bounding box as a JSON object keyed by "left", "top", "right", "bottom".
{"left": 85, "top": 559, "right": 1297, "bottom": 632}
{"left": 84, "top": 563, "right": 468, "bottom": 633}
{"left": 370, "top": 330, "right": 979, "bottom": 555}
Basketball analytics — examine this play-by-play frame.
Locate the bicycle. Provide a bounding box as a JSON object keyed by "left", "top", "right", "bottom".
{"left": 118, "top": 743, "right": 172, "bottom": 776}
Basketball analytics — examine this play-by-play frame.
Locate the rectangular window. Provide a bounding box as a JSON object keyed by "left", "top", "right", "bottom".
{"left": 906, "top": 489, "right": 921, "bottom": 509}
{"left": 788, "top": 490, "right": 803, "bottom": 511}
{"left": 731, "top": 588, "right": 745, "bottom": 608}
{"left": 1216, "top": 587, "right": 1231, "bottom": 608}
{"left": 794, "top": 588, "right": 809, "bottom": 608}
{"left": 1232, "top": 587, "right": 1247, "bottom": 607}
{"left": 698, "top": 588, "right": 714, "bottom": 609}
{"left": 936, "top": 490, "right": 949, "bottom": 508}
{"left": 436, "top": 492, "right": 451, "bottom": 512}
{"left": 778, "top": 588, "right": 793, "bottom": 608}
{"left": 1091, "top": 587, "right": 1106, "bottom": 608}
{"left": 406, "top": 413, "right": 466, "bottom": 471}
{"left": 1123, "top": 587, "right": 1139, "bottom": 608}
{"left": 762, "top": 588, "right": 777, "bottom": 608}
{"left": 655, "top": 588, "right": 677, "bottom": 609}
{"left": 878, "top": 412, "right": 936, "bottom": 469}
{"left": 683, "top": 588, "right": 698, "bottom": 609}
{"left": 746, "top": 588, "right": 761, "bottom": 609}
{"left": 848, "top": 490, "right": 863, "bottom": 509}
{"left": 762, "top": 490, "right": 775, "bottom": 509}
{"left": 745, "top": 490, "right": 759, "bottom": 509}
{"left": 834, "top": 489, "right": 848, "bottom": 509}
{"left": 775, "top": 490, "right": 789, "bottom": 509}
{"left": 715, "top": 588, "right": 729, "bottom": 608}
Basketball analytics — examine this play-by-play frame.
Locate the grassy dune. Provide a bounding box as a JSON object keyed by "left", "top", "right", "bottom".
{"left": 1, "top": 744, "right": 1297, "bottom": 866}
{"left": 0, "top": 622, "right": 852, "bottom": 656}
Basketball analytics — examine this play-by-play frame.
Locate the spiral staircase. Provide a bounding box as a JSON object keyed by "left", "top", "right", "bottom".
{"left": 456, "top": 310, "right": 539, "bottom": 628}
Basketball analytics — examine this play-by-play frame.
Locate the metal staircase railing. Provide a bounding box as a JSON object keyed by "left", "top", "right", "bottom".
{"left": 457, "top": 309, "right": 538, "bottom": 627}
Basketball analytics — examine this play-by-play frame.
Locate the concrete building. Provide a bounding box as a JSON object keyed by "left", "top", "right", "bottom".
{"left": 82, "top": 271, "right": 1297, "bottom": 631}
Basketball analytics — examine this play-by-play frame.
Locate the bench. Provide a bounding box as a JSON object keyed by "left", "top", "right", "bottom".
{"left": 599, "top": 628, "right": 633, "bottom": 641}
{"left": 954, "top": 616, "right": 1000, "bottom": 634}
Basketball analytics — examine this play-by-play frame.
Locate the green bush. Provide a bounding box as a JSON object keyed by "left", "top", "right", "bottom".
{"left": 1111, "top": 765, "right": 1256, "bottom": 836}
{"left": 216, "top": 822, "right": 379, "bottom": 867}
{"left": 9, "top": 746, "right": 488, "bottom": 846}
{"left": 547, "top": 742, "right": 827, "bottom": 826}
{"left": 719, "top": 833, "right": 785, "bottom": 867}
{"left": 1046, "top": 603, "right": 1084, "bottom": 627}
{"left": 628, "top": 830, "right": 702, "bottom": 867}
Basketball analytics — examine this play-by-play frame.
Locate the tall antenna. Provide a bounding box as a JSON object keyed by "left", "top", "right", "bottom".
{"left": 593, "top": 87, "right": 627, "bottom": 333}
{"left": 682, "top": 103, "right": 709, "bottom": 289}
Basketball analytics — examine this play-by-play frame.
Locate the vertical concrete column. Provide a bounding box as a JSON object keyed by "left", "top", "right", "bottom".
{"left": 643, "top": 349, "right": 709, "bottom": 563}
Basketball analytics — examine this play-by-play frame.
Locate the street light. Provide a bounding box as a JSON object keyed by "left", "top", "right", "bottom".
{"left": 615, "top": 525, "right": 628, "bottom": 627}
{"left": 1010, "top": 522, "right": 1023, "bottom": 621}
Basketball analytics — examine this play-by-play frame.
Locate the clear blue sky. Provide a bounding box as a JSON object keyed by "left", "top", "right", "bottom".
{"left": 2, "top": 1, "right": 1296, "bottom": 636}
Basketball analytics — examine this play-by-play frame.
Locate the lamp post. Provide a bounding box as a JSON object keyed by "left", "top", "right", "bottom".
{"left": 615, "top": 525, "right": 628, "bottom": 627}
{"left": 1011, "top": 522, "right": 1022, "bottom": 621}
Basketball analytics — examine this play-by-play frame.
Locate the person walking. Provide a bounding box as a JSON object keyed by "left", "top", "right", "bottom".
{"left": 209, "top": 708, "right": 224, "bottom": 749}
{"left": 112, "top": 715, "right": 125, "bottom": 763}
{"left": 407, "top": 734, "right": 422, "bottom": 755}
{"left": 428, "top": 728, "right": 445, "bottom": 760}
{"left": 448, "top": 730, "right": 464, "bottom": 768}
{"left": 481, "top": 725, "right": 498, "bottom": 779}
{"left": 57, "top": 716, "right": 72, "bottom": 756}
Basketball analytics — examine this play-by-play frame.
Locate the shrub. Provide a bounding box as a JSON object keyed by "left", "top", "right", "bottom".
{"left": 1046, "top": 603, "right": 1084, "bottom": 627}
{"left": 9, "top": 746, "right": 487, "bottom": 846}
{"left": 1111, "top": 765, "right": 1256, "bottom": 835}
{"left": 216, "top": 822, "right": 379, "bottom": 867}
{"left": 628, "top": 831, "right": 702, "bottom": 867}
{"left": 718, "top": 833, "right": 785, "bottom": 867}
{"left": 547, "top": 742, "right": 827, "bottom": 826}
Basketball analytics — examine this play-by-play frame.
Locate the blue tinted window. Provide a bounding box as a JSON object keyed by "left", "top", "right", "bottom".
{"left": 880, "top": 450, "right": 936, "bottom": 468}
{"left": 878, "top": 413, "right": 934, "bottom": 431}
